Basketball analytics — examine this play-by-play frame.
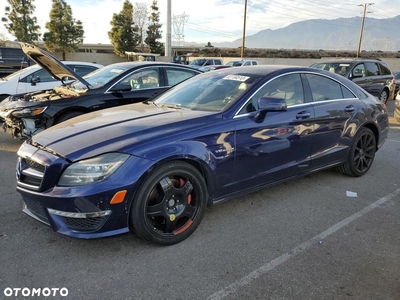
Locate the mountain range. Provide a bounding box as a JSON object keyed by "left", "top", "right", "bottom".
{"left": 185, "top": 15, "right": 400, "bottom": 51}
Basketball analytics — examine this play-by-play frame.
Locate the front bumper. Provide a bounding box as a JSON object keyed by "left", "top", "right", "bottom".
{"left": 19, "top": 185, "right": 132, "bottom": 239}
{"left": 16, "top": 142, "right": 154, "bottom": 239}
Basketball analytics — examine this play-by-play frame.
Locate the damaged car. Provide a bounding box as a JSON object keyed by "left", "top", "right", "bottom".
{"left": 0, "top": 43, "right": 202, "bottom": 139}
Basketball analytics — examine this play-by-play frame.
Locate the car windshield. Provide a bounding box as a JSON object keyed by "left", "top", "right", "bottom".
{"left": 154, "top": 72, "right": 262, "bottom": 111}
{"left": 189, "top": 59, "right": 206, "bottom": 66}
{"left": 311, "top": 62, "right": 350, "bottom": 76}
{"left": 70, "top": 64, "right": 130, "bottom": 90}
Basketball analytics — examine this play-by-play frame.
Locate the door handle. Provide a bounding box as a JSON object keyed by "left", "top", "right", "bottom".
{"left": 296, "top": 111, "right": 311, "bottom": 119}
{"left": 345, "top": 105, "right": 355, "bottom": 112}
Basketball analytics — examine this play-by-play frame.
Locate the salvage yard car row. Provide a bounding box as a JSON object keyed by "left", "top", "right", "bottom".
{"left": 0, "top": 43, "right": 202, "bottom": 139}
{"left": 0, "top": 42, "right": 393, "bottom": 245}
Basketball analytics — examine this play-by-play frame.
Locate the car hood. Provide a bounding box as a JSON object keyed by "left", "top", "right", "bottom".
{"left": 19, "top": 42, "right": 91, "bottom": 88}
{"left": 29, "top": 103, "right": 218, "bottom": 162}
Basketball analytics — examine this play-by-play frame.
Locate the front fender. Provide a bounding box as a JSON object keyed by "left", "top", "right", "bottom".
{"left": 138, "top": 140, "right": 234, "bottom": 202}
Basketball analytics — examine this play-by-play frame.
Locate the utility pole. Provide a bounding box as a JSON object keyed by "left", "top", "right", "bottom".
{"left": 241, "top": 0, "right": 247, "bottom": 59}
{"left": 356, "top": 3, "right": 374, "bottom": 58}
{"left": 165, "top": 0, "right": 172, "bottom": 58}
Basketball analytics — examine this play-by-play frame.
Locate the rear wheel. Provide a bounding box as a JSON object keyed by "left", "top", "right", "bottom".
{"left": 54, "top": 111, "right": 83, "bottom": 124}
{"left": 337, "top": 127, "right": 376, "bottom": 177}
{"left": 130, "top": 161, "right": 207, "bottom": 245}
{"left": 379, "top": 89, "right": 389, "bottom": 103}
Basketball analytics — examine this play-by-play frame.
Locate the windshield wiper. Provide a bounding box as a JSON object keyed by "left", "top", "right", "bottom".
{"left": 144, "top": 100, "right": 157, "bottom": 106}
{"left": 160, "top": 104, "right": 182, "bottom": 109}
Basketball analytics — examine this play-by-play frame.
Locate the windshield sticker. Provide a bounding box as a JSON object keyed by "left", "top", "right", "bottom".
{"left": 223, "top": 75, "right": 250, "bottom": 82}
{"left": 339, "top": 64, "right": 350, "bottom": 67}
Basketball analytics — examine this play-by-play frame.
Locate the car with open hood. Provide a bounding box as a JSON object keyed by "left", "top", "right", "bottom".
{"left": 0, "top": 43, "right": 202, "bottom": 139}
{"left": 0, "top": 60, "right": 103, "bottom": 101}
{"left": 15, "top": 65, "right": 388, "bottom": 245}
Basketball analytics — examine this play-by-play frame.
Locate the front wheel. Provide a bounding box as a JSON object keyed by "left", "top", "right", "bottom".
{"left": 337, "top": 127, "right": 376, "bottom": 177}
{"left": 130, "top": 161, "right": 207, "bottom": 245}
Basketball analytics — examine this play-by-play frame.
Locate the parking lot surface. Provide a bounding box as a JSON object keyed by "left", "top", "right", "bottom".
{"left": 0, "top": 102, "right": 399, "bottom": 300}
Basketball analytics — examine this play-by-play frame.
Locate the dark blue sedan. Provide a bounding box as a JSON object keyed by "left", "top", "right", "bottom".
{"left": 16, "top": 66, "right": 389, "bottom": 245}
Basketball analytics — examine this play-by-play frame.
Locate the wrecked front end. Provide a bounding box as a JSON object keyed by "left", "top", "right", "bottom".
{"left": 0, "top": 91, "right": 60, "bottom": 139}
{"left": 2, "top": 112, "right": 51, "bottom": 139}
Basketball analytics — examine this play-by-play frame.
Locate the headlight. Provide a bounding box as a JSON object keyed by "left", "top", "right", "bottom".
{"left": 11, "top": 106, "right": 48, "bottom": 117}
{"left": 58, "top": 153, "right": 130, "bottom": 186}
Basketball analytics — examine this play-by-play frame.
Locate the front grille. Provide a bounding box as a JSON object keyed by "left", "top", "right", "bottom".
{"left": 25, "top": 158, "right": 45, "bottom": 173}
{"left": 23, "top": 197, "right": 48, "bottom": 223}
{"left": 17, "top": 157, "right": 45, "bottom": 190}
{"left": 62, "top": 216, "right": 108, "bottom": 231}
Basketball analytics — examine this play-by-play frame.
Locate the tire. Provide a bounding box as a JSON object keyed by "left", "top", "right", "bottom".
{"left": 379, "top": 89, "right": 389, "bottom": 104}
{"left": 54, "top": 111, "right": 83, "bottom": 124}
{"left": 337, "top": 127, "right": 376, "bottom": 177}
{"left": 130, "top": 161, "right": 207, "bottom": 245}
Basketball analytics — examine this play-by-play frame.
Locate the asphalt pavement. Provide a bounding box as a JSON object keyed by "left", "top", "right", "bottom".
{"left": 0, "top": 100, "right": 399, "bottom": 300}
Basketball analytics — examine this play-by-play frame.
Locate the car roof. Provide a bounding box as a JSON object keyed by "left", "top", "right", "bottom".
{"left": 106, "top": 61, "right": 203, "bottom": 68}
{"left": 316, "top": 58, "right": 383, "bottom": 64}
{"left": 205, "top": 65, "right": 317, "bottom": 76}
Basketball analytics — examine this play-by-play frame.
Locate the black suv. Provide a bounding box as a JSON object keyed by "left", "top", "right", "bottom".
{"left": 0, "top": 47, "right": 34, "bottom": 77}
{"left": 311, "top": 58, "right": 395, "bottom": 103}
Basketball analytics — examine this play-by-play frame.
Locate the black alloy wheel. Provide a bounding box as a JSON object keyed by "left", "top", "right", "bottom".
{"left": 130, "top": 161, "right": 207, "bottom": 245}
{"left": 337, "top": 127, "right": 376, "bottom": 177}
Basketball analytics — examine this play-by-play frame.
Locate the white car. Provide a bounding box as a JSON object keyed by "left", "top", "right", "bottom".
{"left": 225, "top": 60, "right": 258, "bottom": 67}
{"left": 0, "top": 61, "right": 103, "bottom": 101}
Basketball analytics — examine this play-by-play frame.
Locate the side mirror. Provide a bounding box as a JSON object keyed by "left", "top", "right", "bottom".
{"left": 255, "top": 97, "right": 287, "bottom": 121}
{"left": 110, "top": 83, "right": 132, "bottom": 92}
{"left": 31, "top": 76, "right": 40, "bottom": 86}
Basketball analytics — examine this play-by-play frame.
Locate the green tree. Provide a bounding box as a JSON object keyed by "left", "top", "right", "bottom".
{"left": 108, "top": 0, "right": 139, "bottom": 57}
{"left": 1, "top": 0, "right": 41, "bottom": 43}
{"left": 145, "top": 0, "right": 163, "bottom": 54}
{"left": 43, "top": 0, "right": 84, "bottom": 60}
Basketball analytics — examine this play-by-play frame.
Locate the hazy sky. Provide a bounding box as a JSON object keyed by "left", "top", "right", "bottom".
{"left": 0, "top": 0, "right": 395, "bottom": 44}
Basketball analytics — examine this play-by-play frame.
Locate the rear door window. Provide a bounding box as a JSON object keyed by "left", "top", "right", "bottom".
{"left": 306, "top": 74, "right": 355, "bottom": 101}
{"left": 365, "top": 62, "right": 380, "bottom": 76}
{"left": 378, "top": 62, "right": 391, "bottom": 75}
{"left": 165, "top": 67, "right": 197, "bottom": 86}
